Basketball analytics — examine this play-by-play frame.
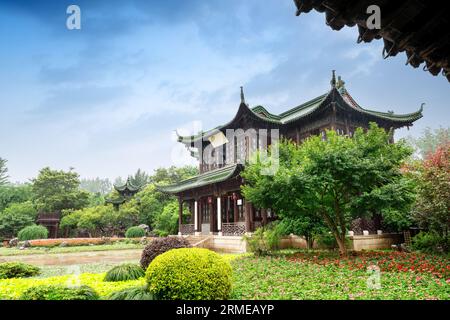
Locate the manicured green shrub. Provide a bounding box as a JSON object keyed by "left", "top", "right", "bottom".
{"left": 107, "top": 286, "right": 154, "bottom": 300}
{"left": 125, "top": 226, "right": 146, "bottom": 238}
{"left": 0, "top": 262, "right": 40, "bottom": 279}
{"left": 104, "top": 263, "right": 145, "bottom": 282}
{"left": 18, "top": 225, "right": 48, "bottom": 241}
{"left": 19, "top": 285, "right": 99, "bottom": 300}
{"left": 140, "top": 236, "right": 191, "bottom": 270}
{"left": 146, "top": 248, "right": 232, "bottom": 300}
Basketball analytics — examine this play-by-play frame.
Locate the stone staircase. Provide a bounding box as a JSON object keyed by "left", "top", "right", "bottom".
{"left": 180, "top": 234, "right": 246, "bottom": 253}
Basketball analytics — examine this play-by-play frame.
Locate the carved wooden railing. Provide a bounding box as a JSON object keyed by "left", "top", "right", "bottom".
{"left": 222, "top": 223, "right": 246, "bottom": 236}
{"left": 180, "top": 224, "right": 195, "bottom": 235}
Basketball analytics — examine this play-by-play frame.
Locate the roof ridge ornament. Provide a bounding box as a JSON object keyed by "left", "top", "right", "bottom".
{"left": 240, "top": 86, "right": 246, "bottom": 104}
{"left": 336, "top": 75, "right": 345, "bottom": 89}
{"left": 419, "top": 102, "right": 425, "bottom": 112}
{"left": 330, "top": 70, "right": 336, "bottom": 88}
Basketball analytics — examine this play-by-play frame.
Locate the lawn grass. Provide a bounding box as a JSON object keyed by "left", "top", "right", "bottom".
{"left": 230, "top": 250, "right": 450, "bottom": 300}
{"left": 0, "top": 243, "right": 144, "bottom": 256}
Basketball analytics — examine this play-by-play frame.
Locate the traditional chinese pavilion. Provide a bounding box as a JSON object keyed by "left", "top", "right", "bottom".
{"left": 106, "top": 177, "right": 142, "bottom": 210}
{"left": 158, "top": 72, "right": 423, "bottom": 236}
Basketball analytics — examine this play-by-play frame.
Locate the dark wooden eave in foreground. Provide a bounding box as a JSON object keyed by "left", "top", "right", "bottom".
{"left": 293, "top": 0, "right": 450, "bottom": 82}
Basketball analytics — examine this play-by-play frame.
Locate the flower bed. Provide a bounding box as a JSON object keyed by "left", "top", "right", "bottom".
{"left": 0, "top": 273, "right": 145, "bottom": 300}
{"left": 27, "top": 237, "right": 152, "bottom": 248}
{"left": 286, "top": 250, "right": 450, "bottom": 280}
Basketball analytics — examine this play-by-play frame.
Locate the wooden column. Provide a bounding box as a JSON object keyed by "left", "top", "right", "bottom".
{"left": 178, "top": 197, "right": 183, "bottom": 236}
{"left": 245, "top": 200, "right": 252, "bottom": 232}
{"left": 209, "top": 197, "right": 214, "bottom": 234}
{"left": 233, "top": 195, "right": 239, "bottom": 223}
{"left": 261, "top": 208, "right": 268, "bottom": 226}
{"left": 226, "top": 196, "right": 230, "bottom": 223}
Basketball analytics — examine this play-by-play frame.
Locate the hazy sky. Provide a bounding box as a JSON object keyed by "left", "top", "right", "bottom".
{"left": 1, "top": 0, "right": 449, "bottom": 182}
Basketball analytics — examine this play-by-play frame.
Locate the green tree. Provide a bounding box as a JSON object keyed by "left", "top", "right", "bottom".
{"left": 0, "top": 157, "right": 9, "bottom": 186}
{"left": 412, "top": 143, "right": 450, "bottom": 240}
{"left": 407, "top": 127, "right": 449, "bottom": 159}
{"left": 242, "top": 124, "right": 414, "bottom": 255}
{"left": 129, "top": 169, "right": 150, "bottom": 188}
{"left": 150, "top": 166, "right": 198, "bottom": 184}
{"left": 31, "top": 167, "right": 90, "bottom": 212}
{"left": 80, "top": 178, "right": 112, "bottom": 195}
{"left": 0, "top": 201, "right": 37, "bottom": 238}
{"left": 153, "top": 200, "right": 189, "bottom": 236}
{"left": 0, "top": 184, "right": 33, "bottom": 212}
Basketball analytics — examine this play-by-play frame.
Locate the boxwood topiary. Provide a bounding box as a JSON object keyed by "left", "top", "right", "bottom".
{"left": 18, "top": 225, "right": 48, "bottom": 241}
{"left": 104, "top": 263, "right": 145, "bottom": 282}
{"left": 146, "top": 248, "right": 232, "bottom": 300}
{"left": 20, "top": 285, "right": 99, "bottom": 300}
{"left": 125, "top": 226, "right": 146, "bottom": 238}
{"left": 107, "top": 286, "right": 154, "bottom": 300}
{"left": 0, "top": 262, "right": 40, "bottom": 279}
{"left": 140, "top": 236, "right": 191, "bottom": 270}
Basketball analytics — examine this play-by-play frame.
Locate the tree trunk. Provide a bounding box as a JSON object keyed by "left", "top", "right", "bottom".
{"left": 335, "top": 233, "right": 347, "bottom": 256}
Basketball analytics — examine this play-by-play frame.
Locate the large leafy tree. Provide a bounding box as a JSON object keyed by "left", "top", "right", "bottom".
{"left": 412, "top": 143, "right": 450, "bottom": 239}
{"left": 242, "top": 123, "right": 414, "bottom": 255}
{"left": 0, "top": 184, "right": 33, "bottom": 212}
{"left": 80, "top": 177, "right": 112, "bottom": 195}
{"left": 407, "top": 126, "right": 449, "bottom": 159}
{"left": 31, "top": 167, "right": 90, "bottom": 212}
{"left": 0, "top": 201, "right": 37, "bottom": 238}
{"left": 0, "top": 157, "right": 9, "bottom": 186}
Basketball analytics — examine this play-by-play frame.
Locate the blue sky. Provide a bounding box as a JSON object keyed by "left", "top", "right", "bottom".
{"left": 1, "top": 0, "right": 449, "bottom": 182}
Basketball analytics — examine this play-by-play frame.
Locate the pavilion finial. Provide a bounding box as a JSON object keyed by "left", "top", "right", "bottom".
{"left": 240, "top": 86, "right": 246, "bottom": 104}
{"left": 330, "top": 70, "right": 336, "bottom": 88}
{"left": 419, "top": 102, "right": 425, "bottom": 112}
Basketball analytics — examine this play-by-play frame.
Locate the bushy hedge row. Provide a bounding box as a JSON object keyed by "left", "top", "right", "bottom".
{"left": 20, "top": 285, "right": 99, "bottom": 300}
{"left": 0, "top": 262, "right": 40, "bottom": 279}
{"left": 125, "top": 226, "right": 146, "bottom": 238}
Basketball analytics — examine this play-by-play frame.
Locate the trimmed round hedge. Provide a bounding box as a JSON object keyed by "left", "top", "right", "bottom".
{"left": 0, "top": 262, "right": 40, "bottom": 279}
{"left": 125, "top": 226, "right": 146, "bottom": 238}
{"left": 140, "top": 236, "right": 191, "bottom": 270}
{"left": 20, "top": 285, "right": 99, "bottom": 300}
{"left": 145, "top": 248, "right": 232, "bottom": 300}
{"left": 18, "top": 225, "right": 48, "bottom": 241}
{"left": 104, "top": 263, "right": 145, "bottom": 282}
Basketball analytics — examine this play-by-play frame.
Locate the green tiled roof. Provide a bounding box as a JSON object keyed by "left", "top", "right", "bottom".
{"left": 156, "top": 164, "right": 242, "bottom": 194}
{"left": 114, "top": 177, "right": 141, "bottom": 193}
{"left": 177, "top": 83, "right": 423, "bottom": 144}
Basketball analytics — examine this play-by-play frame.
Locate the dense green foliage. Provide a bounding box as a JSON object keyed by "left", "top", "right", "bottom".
{"left": 0, "top": 201, "right": 37, "bottom": 238}
{"left": 18, "top": 225, "right": 48, "bottom": 241}
{"left": 79, "top": 177, "right": 112, "bottom": 195}
{"left": 19, "top": 285, "right": 99, "bottom": 300}
{"left": 242, "top": 124, "right": 414, "bottom": 255}
{"left": 31, "top": 167, "right": 90, "bottom": 212}
{"left": 140, "top": 236, "right": 191, "bottom": 270}
{"left": 125, "top": 226, "right": 146, "bottom": 238}
{"left": 0, "top": 262, "right": 40, "bottom": 279}
{"left": 146, "top": 248, "right": 232, "bottom": 300}
{"left": 407, "top": 126, "right": 449, "bottom": 159}
{"left": 411, "top": 144, "right": 449, "bottom": 252}
{"left": 107, "top": 286, "right": 154, "bottom": 300}
{"left": 104, "top": 263, "right": 145, "bottom": 282}
{"left": 243, "top": 225, "right": 281, "bottom": 256}
{"left": 0, "top": 273, "right": 144, "bottom": 300}
{"left": 0, "top": 184, "right": 32, "bottom": 212}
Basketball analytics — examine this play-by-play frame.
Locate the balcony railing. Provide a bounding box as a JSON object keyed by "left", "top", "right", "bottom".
{"left": 180, "top": 224, "right": 195, "bottom": 235}
{"left": 222, "top": 223, "right": 246, "bottom": 236}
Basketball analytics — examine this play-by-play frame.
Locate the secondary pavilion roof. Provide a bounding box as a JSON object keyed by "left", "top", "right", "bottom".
{"left": 293, "top": 0, "right": 450, "bottom": 82}
{"left": 114, "top": 177, "right": 141, "bottom": 194}
{"left": 156, "top": 164, "right": 242, "bottom": 194}
{"left": 176, "top": 72, "right": 424, "bottom": 145}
